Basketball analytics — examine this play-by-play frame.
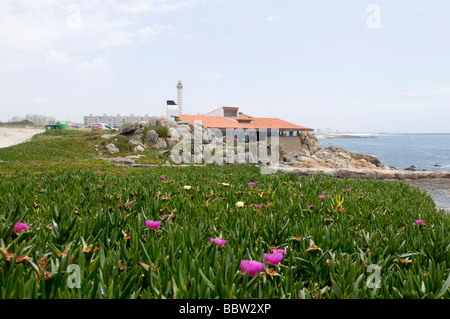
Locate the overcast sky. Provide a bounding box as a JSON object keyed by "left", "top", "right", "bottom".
{"left": 1, "top": 0, "right": 449, "bottom": 133}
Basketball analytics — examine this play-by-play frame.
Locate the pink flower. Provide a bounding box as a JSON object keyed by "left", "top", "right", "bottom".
{"left": 254, "top": 204, "right": 263, "bottom": 208}
{"left": 160, "top": 176, "right": 165, "bottom": 179}
{"left": 14, "top": 222, "right": 29, "bottom": 234}
{"left": 318, "top": 195, "right": 326, "bottom": 200}
{"left": 210, "top": 238, "right": 227, "bottom": 248}
{"left": 248, "top": 182, "right": 257, "bottom": 186}
{"left": 97, "top": 185, "right": 102, "bottom": 188}
{"left": 145, "top": 220, "right": 162, "bottom": 230}
{"left": 240, "top": 260, "right": 265, "bottom": 277}
{"left": 162, "top": 214, "right": 174, "bottom": 219}
{"left": 263, "top": 253, "right": 284, "bottom": 265}
{"left": 415, "top": 220, "right": 424, "bottom": 225}
{"left": 273, "top": 249, "right": 287, "bottom": 255}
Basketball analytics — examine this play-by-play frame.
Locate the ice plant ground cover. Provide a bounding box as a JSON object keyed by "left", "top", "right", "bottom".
{"left": 0, "top": 161, "right": 449, "bottom": 299}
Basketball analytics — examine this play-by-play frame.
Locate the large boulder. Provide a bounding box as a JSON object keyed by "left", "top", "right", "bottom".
{"left": 352, "top": 153, "right": 385, "bottom": 168}
{"left": 144, "top": 130, "right": 159, "bottom": 146}
{"left": 119, "top": 122, "right": 144, "bottom": 136}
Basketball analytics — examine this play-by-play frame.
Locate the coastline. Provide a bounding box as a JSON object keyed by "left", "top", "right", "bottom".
{"left": 400, "top": 179, "right": 450, "bottom": 214}
{"left": 277, "top": 166, "right": 450, "bottom": 213}
{"left": 314, "top": 133, "right": 379, "bottom": 139}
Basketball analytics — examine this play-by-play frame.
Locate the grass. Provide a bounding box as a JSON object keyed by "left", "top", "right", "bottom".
{"left": 0, "top": 160, "right": 448, "bottom": 299}
{"left": 0, "top": 130, "right": 169, "bottom": 165}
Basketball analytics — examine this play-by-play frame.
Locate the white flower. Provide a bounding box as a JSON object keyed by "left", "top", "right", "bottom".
{"left": 236, "top": 201, "right": 245, "bottom": 208}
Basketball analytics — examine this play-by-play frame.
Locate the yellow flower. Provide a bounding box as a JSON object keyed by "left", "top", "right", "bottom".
{"left": 236, "top": 201, "right": 245, "bottom": 208}
{"left": 184, "top": 185, "right": 192, "bottom": 190}
{"left": 222, "top": 183, "right": 230, "bottom": 186}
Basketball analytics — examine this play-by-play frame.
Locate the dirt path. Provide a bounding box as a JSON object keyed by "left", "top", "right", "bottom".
{"left": 0, "top": 127, "right": 45, "bottom": 148}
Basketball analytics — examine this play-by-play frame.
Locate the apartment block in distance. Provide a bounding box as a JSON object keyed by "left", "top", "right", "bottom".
{"left": 83, "top": 114, "right": 154, "bottom": 128}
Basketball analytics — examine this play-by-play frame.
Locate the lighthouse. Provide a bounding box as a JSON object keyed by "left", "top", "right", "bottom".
{"left": 177, "top": 80, "right": 183, "bottom": 115}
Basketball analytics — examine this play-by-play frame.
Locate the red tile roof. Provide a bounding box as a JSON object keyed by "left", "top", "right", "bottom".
{"left": 178, "top": 115, "right": 313, "bottom": 131}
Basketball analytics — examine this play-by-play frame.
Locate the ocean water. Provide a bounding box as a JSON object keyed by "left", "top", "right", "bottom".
{"left": 317, "top": 134, "right": 450, "bottom": 172}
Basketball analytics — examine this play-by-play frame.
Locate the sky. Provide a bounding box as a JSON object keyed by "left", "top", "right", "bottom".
{"left": 1, "top": 0, "right": 450, "bottom": 133}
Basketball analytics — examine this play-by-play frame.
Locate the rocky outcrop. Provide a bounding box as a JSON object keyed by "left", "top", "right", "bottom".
{"left": 114, "top": 120, "right": 389, "bottom": 170}
{"left": 280, "top": 135, "right": 390, "bottom": 170}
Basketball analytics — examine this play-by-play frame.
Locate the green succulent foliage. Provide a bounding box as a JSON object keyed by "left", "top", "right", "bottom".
{"left": 0, "top": 161, "right": 449, "bottom": 299}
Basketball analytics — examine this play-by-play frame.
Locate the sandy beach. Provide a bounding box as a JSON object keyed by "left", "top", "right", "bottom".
{"left": 0, "top": 126, "right": 45, "bottom": 148}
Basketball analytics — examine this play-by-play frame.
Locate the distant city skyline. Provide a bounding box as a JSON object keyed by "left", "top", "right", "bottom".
{"left": 1, "top": 1, "right": 450, "bottom": 133}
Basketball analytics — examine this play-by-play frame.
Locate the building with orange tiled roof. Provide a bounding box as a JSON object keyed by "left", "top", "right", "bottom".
{"left": 176, "top": 106, "right": 313, "bottom": 152}
{"left": 178, "top": 106, "right": 313, "bottom": 134}
{"left": 165, "top": 81, "right": 314, "bottom": 152}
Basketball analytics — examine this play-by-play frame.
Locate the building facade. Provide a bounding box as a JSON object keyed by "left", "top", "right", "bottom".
{"left": 83, "top": 114, "right": 153, "bottom": 128}
{"left": 9, "top": 114, "right": 56, "bottom": 125}
{"left": 178, "top": 106, "right": 314, "bottom": 148}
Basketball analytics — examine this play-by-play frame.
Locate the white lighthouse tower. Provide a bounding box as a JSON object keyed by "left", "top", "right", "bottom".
{"left": 177, "top": 80, "right": 183, "bottom": 115}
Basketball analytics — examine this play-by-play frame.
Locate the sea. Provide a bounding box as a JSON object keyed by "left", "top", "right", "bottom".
{"left": 317, "top": 133, "right": 450, "bottom": 172}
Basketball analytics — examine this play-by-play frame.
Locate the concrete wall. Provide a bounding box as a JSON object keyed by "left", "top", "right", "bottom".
{"left": 205, "top": 108, "right": 224, "bottom": 117}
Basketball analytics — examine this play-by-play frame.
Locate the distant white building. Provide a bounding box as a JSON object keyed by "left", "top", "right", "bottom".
{"left": 83, "top": 114, "right": 154, "bottom": 128}
{"left": 9, "top": 114, "right": 56, "bottom": 125}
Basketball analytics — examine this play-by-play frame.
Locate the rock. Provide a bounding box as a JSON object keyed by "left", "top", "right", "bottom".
{"left": 168, "top": 128, "right": 180, "bottom": 140}
{"left": 166, "top": 120, "right": 178, "bottom": 128}
{"left": 327, "top": 145, "right": 346, "bottom": 153}
{"left": 165, "top": 138, "right": 180, "bottom": 148}
{"left": 132, "top": 145, "right": 145, "bottom": 153}
{"left": 176, "top": 126, "right": 192, "bottom": 140}
{"left": 119, "top": 122, "right": 144, "bottom": 136}
{"left": 258, "top": 158, "right": 271, "bottom": 166}
{"left": 128, "top": 138, "right": 141, "bottom": 145}
{"left": 105, "top": 143, "right": 119, "bottom": 154}
{"left": 132, "top": 133, "right": 143, "bottom": 141}
{"left": 144, "top": 130, "right": 159, "bottom": 146}
{"left": 147, "top": 116, "right": 160, "bottom": 127}
{"left": 106, "top": 157, "right": 135, "bottom": 165}
{"left": 102, "top": 133, "right": 118, "bottom": 139}
{"left": 155, "top": 138, "right": 167, "bottom": 149}
{"left": 159, "top": 118, "right": 168, "bottom": 127}
{"left": 375, "top": 170, "right": 397, "bottom": 179}
{"left": 404, "top": 166, "right": 417, "bottom": 171}
{"left": 351, "top": 153, "right": 384, "bottom": 168}
{"left": 429, "top": 171, "right": 443, "bottom": 178}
